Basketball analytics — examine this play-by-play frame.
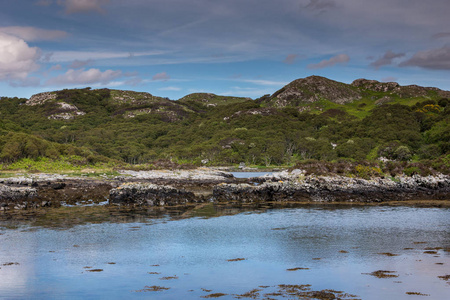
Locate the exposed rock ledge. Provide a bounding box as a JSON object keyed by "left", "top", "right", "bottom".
{"left": 0, "top": 170, "right": 449, "bottom": 210}
{"left": 109, "top": 183, "right": 200, "bottom": 206}
{"left": 213, "top": 173, "right": 450, "bottom": 203}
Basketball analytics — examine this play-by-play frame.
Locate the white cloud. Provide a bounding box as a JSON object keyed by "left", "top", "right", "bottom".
{"left": 0, "top": 32, "right": 40, "bottom": 80}
{"left": 152, "top": 72, "right": 170, "bottom": 81}
{"left": 46, "top": 68, "right": 122, "bottom": 86}
{"left": 307, "top": 54, "right": 350, "bottom": 69}
{"left": 59, "top": 0, "right": 110, "bottom": 14}
{"left": 0, "top": 26, "right": 68, "bottom": 42}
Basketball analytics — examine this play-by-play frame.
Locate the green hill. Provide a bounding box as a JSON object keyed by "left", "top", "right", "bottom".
{"left": 0, "top": 77, "right": 449, "bottom": 173}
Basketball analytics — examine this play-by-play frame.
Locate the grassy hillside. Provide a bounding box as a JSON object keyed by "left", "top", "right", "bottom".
{"left": 0, "top": 77, "right": 449, "bottom": 174}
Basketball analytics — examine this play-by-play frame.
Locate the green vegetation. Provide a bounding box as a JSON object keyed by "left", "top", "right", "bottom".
{"left": 0, "top": 78, "right": 449, "bottom": 175}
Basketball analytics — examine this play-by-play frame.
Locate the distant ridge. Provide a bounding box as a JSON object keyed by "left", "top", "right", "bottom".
{"left": 25, "top": 76, "right": 450, "bottom": 118}
{"left": 259, "top": 76, "right": 450, "bottom": 108}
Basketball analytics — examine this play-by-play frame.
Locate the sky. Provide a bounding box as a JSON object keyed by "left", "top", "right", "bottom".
{"left": 1, "top": 0, "right": 450, "bottom": 100}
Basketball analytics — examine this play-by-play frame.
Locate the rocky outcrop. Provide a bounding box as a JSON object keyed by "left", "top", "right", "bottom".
{"left": 0, "top": 184, "right": 38, "bottom": 210}
{"left": 263, "top": 76, "right": 450, "bottom": 108}
{"left": 0, "top": 173, "right": 113, "bottom": 209}
{"left": 269, "top": 76, "right": 362, "bottom": 107}
{"left": 0, "top": 184, "right": 37, "bottom": 201}
{"left": 47, "top": 102, "right": 86, "bottom": 120}
{"left": 115, "top": 169, "right": 234, "bottom": 182}
{"left": 225, "top": 107, "right": 278, "bottom": 121}
{"left": 212, "top": 173, "right": 450, "bottom": 203}
{"left": 352, "top": 78, "right": 450, "bottom": 99}
{"left": 375, "top": 96, "right": 393, "bottom": 105}
{"left": 26, "top": 92, "right": 86, "bottom": 119}
{"left": 351, "top": 79, "right": 400, "bottom": 92}
{"left": 110, "top": 183, "right": 200, "bottom": 206}
{"left": 1, "top": 170, "right": 448, "bottom": 208}
{"left": 26, "top": 92, "right": 57, "bottom": 105}
{"left": 110, "top": 90, "right": 156, "bottom": 105}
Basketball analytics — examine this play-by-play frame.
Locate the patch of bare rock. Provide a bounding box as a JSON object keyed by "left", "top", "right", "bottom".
{"left": 0, "top": 169, "right": 449, "bottom": 209}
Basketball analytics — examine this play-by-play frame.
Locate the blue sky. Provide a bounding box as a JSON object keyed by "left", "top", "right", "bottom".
{"left": 1, "top": 0, "right": 450, "bottom": 100}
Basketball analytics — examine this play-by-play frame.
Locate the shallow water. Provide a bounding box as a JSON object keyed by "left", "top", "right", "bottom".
{"left": 231, "top": 171, "right": 272, "bottom": 178}
{"left": 0, "top": 206, "right": 449, "bottom": 299}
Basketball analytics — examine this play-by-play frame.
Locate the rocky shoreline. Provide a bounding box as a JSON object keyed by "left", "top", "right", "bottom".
{"left": 0, "top": 169, "right": 449, "bottom": 210}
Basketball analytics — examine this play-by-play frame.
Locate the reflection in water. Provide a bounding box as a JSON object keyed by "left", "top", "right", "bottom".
{"left": 0, "top": 205, "right": 449, "bottom": 299}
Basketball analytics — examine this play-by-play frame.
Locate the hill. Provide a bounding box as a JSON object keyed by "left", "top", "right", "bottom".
{"left": 178, "top": 93, "right": 250, "bottom": 109}
{"left": 265, "top": 76, "right": 362, "bottom": 107}
{"left": 26, "top": 88, "right": 192, "bottom": 122}
{"left": 0, "top": 76, "right": 449, "bottom": 173}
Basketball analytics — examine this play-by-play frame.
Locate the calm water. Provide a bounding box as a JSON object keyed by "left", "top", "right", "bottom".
{"left": 231, "top": 172, "right": 272, "bottom": 178}
{"left": 0, "top": 206, "right": 449, "bottom": 299}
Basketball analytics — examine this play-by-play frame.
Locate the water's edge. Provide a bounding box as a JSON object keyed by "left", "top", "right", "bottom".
{"left": 1, "top": 169, "right": 449, "bottom": 210}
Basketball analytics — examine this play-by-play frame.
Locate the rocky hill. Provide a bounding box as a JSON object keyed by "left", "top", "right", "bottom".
{"left": 261, "top": 76, "right": 450, "bottom": 108}
{"left": 351, "top": 78, "right": 450, "bottom": 98}
{"left": 1, "top": 75, "right": 447, "bottom": 169}
{"left": 265, "top": 76, "right": 362, "bottom": 107}
{"left": 26, "top": 77, "right": 450, "bottom": 116}
{"left": 26, "top": 88, "right": 193, "bottom": 122}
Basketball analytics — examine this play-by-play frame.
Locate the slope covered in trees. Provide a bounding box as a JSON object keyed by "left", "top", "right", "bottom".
{"left": 0, "top": 77, "right": 449, "bottom": 174}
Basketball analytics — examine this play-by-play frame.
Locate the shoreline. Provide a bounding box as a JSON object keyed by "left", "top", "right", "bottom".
{"left": 0, "top": 168, "right": 449, "bottom": 211}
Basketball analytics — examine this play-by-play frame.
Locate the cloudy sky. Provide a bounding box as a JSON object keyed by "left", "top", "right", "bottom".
{"left": 1, "top": 0, "right": 450, "bottom": 99}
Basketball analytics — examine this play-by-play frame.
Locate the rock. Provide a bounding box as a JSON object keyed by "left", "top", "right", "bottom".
{"left": 212, "top": 172, "right": 450, "bottom": 203}
{"left": 260, "top": 169, "right": 305, "bottom": 181}
{"left": 0, "top": 184, "right": 37, "bottom": 201}
{"left": 116, "top": 169, "right": 233, "bottom": 181}
{"left": 375, "top": 96, "right": 392, "bottom": 105}
{"left": 50, "top": 182, "right": 66, "bottom": 190}
{"left": 109, "top": 183, "right": 201, "bottom": 205}
{"left": 269, "top": 76, "right": 362, "bottom": 107}
{"left": 26, "top": 92, "right": 57, "bottom": 105}
{"left": 1, "top": 169, "right": 448, "bottom": 207}
{"left": 47, "top": 102, "right": 86, "bottom": 120}
{"left": 351, "top": 79, "right": 399, "bottom": 92}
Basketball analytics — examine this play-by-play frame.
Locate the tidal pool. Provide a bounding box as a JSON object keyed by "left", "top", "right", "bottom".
{"left": 230, "top": 171, "right": 272, "bottom": 178}
{"left": 0, "top": 205, "right": 449, "bottom": 299}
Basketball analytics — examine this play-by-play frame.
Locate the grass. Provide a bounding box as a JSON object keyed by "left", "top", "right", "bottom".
{"left": 0, "top": 156, "right": 122, "bottom": 178}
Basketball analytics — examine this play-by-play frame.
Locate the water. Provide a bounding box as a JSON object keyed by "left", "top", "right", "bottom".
{"left": 0, "top": 206, "right": 449, "bottom": 299}
{"left": 231, "top": 172, "right": 272, "bottom": 178}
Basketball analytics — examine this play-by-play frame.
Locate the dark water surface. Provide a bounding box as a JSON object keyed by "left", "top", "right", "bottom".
{"left": 0, "top": 205, "right": 449, "bottom": 299}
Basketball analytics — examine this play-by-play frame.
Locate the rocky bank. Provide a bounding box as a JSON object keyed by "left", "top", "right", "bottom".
{"left": 0, "top": 169, "right": 449, "bottom": 210}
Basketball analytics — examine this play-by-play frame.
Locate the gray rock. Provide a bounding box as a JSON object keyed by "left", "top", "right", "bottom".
{"left": 212, "top": 173, "right": 450, "bottom": 203}
{"left": 110, "top": 183, "right": 201, "bottom": 205}
{"left": 0, "top": 184, "right": 37, "bottom": 201}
